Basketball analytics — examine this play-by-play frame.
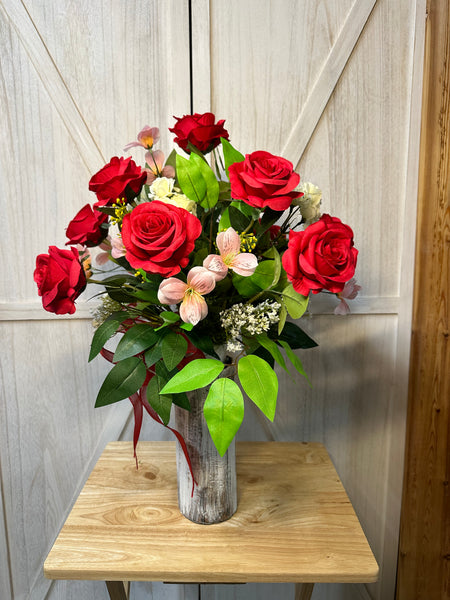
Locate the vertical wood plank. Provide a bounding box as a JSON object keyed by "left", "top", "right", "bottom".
{"left": 396, "top": 0, "right": 450, "bottom": 598}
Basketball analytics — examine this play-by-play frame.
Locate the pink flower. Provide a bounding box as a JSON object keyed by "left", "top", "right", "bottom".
{"left": 145, "top": 150, "right": 175, "bottom": 183}
{"left": 158, "top": 267, "right": 216, "bottom": 325}
{"left": 203, "top": 228, "right": 258, "bottom": 281}
{"left": 334, "top": 278, "right": 361, "bottom": 315}
{"left": 124, "top": 126, "right": 160, "bottom": 152}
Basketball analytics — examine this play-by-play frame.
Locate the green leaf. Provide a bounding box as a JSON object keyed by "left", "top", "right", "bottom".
{"left": 228, "top": 205, "right": 251, "bottom": 232}
{"left": 221, "top": 138, "right": 245, "bottom": 178}
{"left": 232, "top": 272, "right": 261, "bottom": 297}
{"left": 219, "top": 207, "right": 231, "bottom": 231}
{"left": 278, "top": 302, "right": 287, "bottom": 335}
{"left": 263, "top": 246, "right": 281, "bottom": 288}
{"left": 172, "top": 392, "right": 190, "bottom": 410}
{"left": 161, "top": 332, "right": 188, "bottom": 371}
{"left": 190, "top": 153, "right": 219, "bottom": 210}
{"left": 251, "top": 260, "right": 277, "bottom": 290}
{"left": 180, "top": 322, "right": 194, "bottom": 331}
{"left": 255, "top": 334, "right": 288, "bottom": 371}
{"left": 204, "top": 378, "right": 244, "bottom": 456}
{"left": 144, "top": 343, "right": 163, "bottom": 368}
{"left": 165, "top": 148, "right": 177, "bottom": 172}
{"left": 113, "top": 324, "right": 159, "bottom": 362}
{"left": 281, "top": 283, "right": 309, "bottom": 319}
{"left": 238, "top": 355, "right": 278, "bottom": 421}
{"left": 256, "top": 208, "right": 280, "bottom": 236}
{"left": 184, "top": 329, "right": 220, "bottom": 359}
{"left": 89, "top": 312, "right": 130, "bottom": 362}
{"left": 146, "top": 375, "right": 173, "bottom": 425}
{"left": 176, "top": 153, "right": 206, "bottom": 203}
{"left": 231, "top": 200, "right": 254, "bottom": 218}
{"left": 160, "top": 359, "right": 224, "bottom": 394}
{"left": 95, "top": 357, "right": 147, "bottom": 407}
{"left": 160, "top": 311, "right": 180, "bottom": 324}
{"left": 278, "top": 340, "right": 311, "bottom": 386}
{"left": 277, "top": 321, "right": 318, "bottom": 349}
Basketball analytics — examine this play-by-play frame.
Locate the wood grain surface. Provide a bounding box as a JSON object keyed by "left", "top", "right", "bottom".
{"left": 44, "top": 441, "right": 378, "bottom": 584}
{"left": 396, "top": 1, "right": 450, "bottom": 598}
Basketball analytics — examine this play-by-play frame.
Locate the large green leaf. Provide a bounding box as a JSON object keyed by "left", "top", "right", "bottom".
{"left": 160, "top": 359, "right": 224, "bottom": 394}
{"left": 146, "top": 375, "right": 173, "bottom": 425}
{"left": 161, "top": 332, "right": 188, "bottom": 371}
{"left": 281, "top": 283, "right": 309, "bottom": 319}
{"left": 113, "top": 324, "right": 159, "bottom": 361}
{"left": 176, "top": 153, "right": 206, "bottom": 203}
{"left": 278, "top": 340, "right": 311, "bottom": 386}
{"left": 255, "top": 334, "right": 288, "bottom": 371}
{"left": 221, "top": 138, "right": 245, "bottom": 178}
{"left": 251, "top": 260, "right": 277, "bottom": 290}
{"left": 238, "top": 355, "right": 278, "bottom": 421}
{"left": 204, "top": 378, "right": 244, "bottom": 456}
{"left": 277, "top": 321, "right": 318, "bottom": 349}
{"left": 184, "top": 329, "right": 219, "bottom": 359}
{"left": 89, "top": 312, "right": 130, "bottom": 362}
{"left": 95, "top": 357, "right": 147, "bottom": 407}
{"left": 228, "top": 205, "right": 251, "bottom": 232}
{"left": 190, "top": 153, "right": 219, "bottom": 210}
{"left": 144, "top": 342, "right": 163, "bottom": 368}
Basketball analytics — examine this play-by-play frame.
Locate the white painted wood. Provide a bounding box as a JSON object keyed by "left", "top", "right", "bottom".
{"left": 281, "top": 0, "right": 377, "bottom": 166}
{"left": 203, "top": 1, "right": 425, "bottom": 600}
{"left": 0, "top": 475, "right": 12, "bottom": 600}
{"left": 0, "top": 0, "right": 105, "bottom": 173}
{"left": 191, "top": 0, "right": 211, "bottom": 112}
{"left": 0, "top": 295, "right": 400, "bottom": 321}
{"left": 377, "top": 1, "right": 427, "bottom": 598}
{"left": 0, "top": 3, "right": 191, "bottom": 600}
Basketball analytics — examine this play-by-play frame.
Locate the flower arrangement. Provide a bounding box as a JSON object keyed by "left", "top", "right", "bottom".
{"left": 34, "top": 113, "right": 359, "bottom": 461}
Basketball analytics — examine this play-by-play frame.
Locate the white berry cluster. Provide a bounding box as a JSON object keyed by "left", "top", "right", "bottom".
{"left": 91, "top": 295, "right": 122, "bottom": 329}
{"left": 220, "top": 300, "right": 281, "bottom": 352}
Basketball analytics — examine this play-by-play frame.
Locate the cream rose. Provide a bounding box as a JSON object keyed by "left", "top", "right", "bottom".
{"left": 159, "top": 193, "right": 197, "bottom": 215}
{"left": 293, "top": 181, "right": 322, "bottom": 224}
{"left": 149, "top": 177, "right": 175, "bottom": 199}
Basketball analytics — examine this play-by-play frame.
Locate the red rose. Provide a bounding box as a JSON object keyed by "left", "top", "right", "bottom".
{"left": 121, "top": 201, "right": 202, "bottom": 276}
{"left": 34, "top": 246, "right": 86, "bottom": 314}
{"left": 169, "top": 112, "right": 229, "bottom": 154}
{"left": 229, "top": 150, "right": 301, "bottom": 212}
{"left": 65, "top": 204, "right": 108, "bottom": 247}
{"left": 282, "top": 214, "right": 358, "bottom": 295}
{"left": 89, "top": 156, "right": 147, "bottom": 206}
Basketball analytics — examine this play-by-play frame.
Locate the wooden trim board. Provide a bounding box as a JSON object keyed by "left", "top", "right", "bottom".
{"left": 396, "top": 0, "right": 450, "bottom": 598}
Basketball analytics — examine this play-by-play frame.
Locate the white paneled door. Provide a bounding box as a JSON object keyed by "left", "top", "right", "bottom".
{"left": 0, "top": 1, "right": 425, "bottom": 599}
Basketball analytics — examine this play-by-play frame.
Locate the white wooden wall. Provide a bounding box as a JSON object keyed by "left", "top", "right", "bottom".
{"left": 0, "top": 1, "right": 425, "bottom": 599}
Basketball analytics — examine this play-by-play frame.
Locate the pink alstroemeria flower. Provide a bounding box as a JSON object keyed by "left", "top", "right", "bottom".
{"left": 334, "top": 278, "right": 362, "bottom": 315}
{"left": 123, "top": 126, "right": 160, "bottom": 152}
{"left": 145, "top": 149, "right": 176, "bottom": 184}
{"left": 203, "top": 227, "right": 258, "bottom": 281}
{"left": 157, "top": 267, "right": 216, "bottom": 325}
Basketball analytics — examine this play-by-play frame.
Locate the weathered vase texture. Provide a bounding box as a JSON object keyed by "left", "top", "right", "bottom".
{"left": 174, "top": 365, "right": 237, "bottom": 524}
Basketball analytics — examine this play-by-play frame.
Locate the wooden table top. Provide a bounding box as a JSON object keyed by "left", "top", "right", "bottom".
{"left": 44, "top": 441, "right": 378, "bottom": 584}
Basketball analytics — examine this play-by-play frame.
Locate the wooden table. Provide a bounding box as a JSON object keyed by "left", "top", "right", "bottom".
{"left": 44, "top": 441, "right": 378, "bottom": 599}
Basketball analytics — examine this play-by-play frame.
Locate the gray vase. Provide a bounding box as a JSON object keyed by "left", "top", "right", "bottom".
{"left": 174, "top": 365, "right": 237, "bottom": 524}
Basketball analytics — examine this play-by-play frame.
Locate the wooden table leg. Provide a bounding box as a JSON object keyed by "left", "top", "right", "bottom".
{"left": 106, "top": 581, "right": 130, "bottom": 600}
{"left": 295, "top": 583, "right": 314, "bottom": 600}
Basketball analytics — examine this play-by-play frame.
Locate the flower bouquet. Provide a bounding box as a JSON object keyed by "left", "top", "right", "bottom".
{"left": 34, "top": 112, "right": 359, "bottom": 522}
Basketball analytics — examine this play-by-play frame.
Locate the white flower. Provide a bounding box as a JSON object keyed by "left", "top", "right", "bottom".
{"left": 158, "top": 193, "right": 197, "bottom": 215}
{"left": 149, "top": 177, "right": 175, "bottom": 199}
{"left": 293, "top": 181, "right": 322, "bottom": 224}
